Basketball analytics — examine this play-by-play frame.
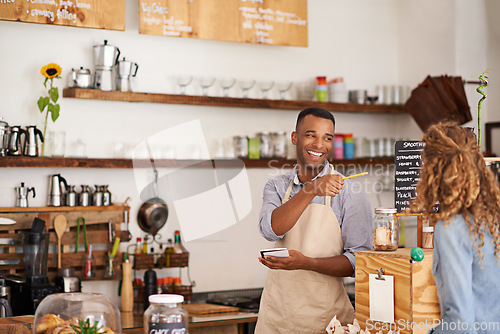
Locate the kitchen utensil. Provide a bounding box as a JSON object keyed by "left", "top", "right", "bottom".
{"left": 348, "top": 90, "right": 367, "bottom": 104}
{"left": 94, "top": 68, "right": 114, "bottom": 91}
{"left": 21, "top": 230, "right": 49, "bottom": 278}
{"left": 70, "top": 67, "right": 93, "bottom": 88}
{"left": 79, "top": 185, "right": 92, "bottom": 206}
{"left": 23, "top": 125, "right": 44, "bottom": 157}
{"left": 0, "top": 117, "right": 9, "bottom": 157}
{"left": 102, "top": 185, "right": 112, "bottom": 206}
{"left": 116, "top": 57, "right": 139, "bottom": 92}
{"left": 54, "top": 215, "right": 67, "bottom": 269}
{"left": 7, "top": 126, "right": 26, "bottom": 156}
{"left": 0, "top": 238, "right": 20, "bottom": 245}
{"left": 0, "top": 218, "right": 16, "bottom": 225}
{"left": 120, "top": 209, "right": 132, "bottom": 242}
{"left": 66, "top": 185, "right": 77, "bottom": 206}
{"left": 93, "top": 185, "right": 104, "bottom": 206}
{"left": 93, "top": 40, "right": 121, "bottom": 68}
{"left": 47, "top": 174, "right": 68, "bottom": 207}
{"left": 75, "top": 216, "right": 88, "bottom": 253}
{"left": 138, "top": 143, "right": 168, "bottom": 236}
{"left": 0, "top": 279, "right": 13, "bottom": 318}
{"left": 15, "top": 182, "right": 36, "bottom": 207}
{"left": 54, "top": 267, "right": 81, "bottom": 292}
{"left": 108, "top": 219, "right": 115, "bottom": 243}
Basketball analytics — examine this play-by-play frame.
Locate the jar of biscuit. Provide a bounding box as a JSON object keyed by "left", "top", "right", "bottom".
{"left": 144, "top": 294, "right": 188, "bottom": 334}
{"left": 373, "top": 208, "right": 399, "bottom": 251}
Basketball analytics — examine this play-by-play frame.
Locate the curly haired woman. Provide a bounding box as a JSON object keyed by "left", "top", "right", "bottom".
{"left": 411, "top": 121, "right": 500, "bottom": 334}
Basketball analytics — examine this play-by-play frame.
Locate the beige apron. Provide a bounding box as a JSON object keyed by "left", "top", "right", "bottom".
{"left": 256, "top": 166, "right": 354, "bottom": 334}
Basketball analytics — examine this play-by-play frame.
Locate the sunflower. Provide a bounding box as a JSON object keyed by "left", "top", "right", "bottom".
{"left": 40, "top": 63, "right": 62, "bottom": 79}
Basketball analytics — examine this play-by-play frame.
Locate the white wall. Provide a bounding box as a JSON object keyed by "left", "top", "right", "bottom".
{"left": 1, "top": 0, "right": 498, "bottom": 305}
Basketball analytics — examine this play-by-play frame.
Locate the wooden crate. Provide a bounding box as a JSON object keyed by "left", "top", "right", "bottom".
{"left": 0, "top": 205, "right": 129, "bottom": 280}
{"left": 355, "top": 248, "right": 440, "bottom": 334}
{"left": 134, "top": 254, "right": 155, "bottom": 269}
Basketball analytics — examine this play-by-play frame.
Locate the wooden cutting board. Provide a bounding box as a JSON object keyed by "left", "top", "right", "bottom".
{"left": 183, "top": 303, "right": 239, "bottom": 316}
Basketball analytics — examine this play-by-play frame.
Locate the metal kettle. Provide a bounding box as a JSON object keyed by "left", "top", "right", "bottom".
{"left": 71, "top": 67, "right": 93, "bottom": 88}
{"left": 24, "top": 125, "right": 44, "bottom": 157}
{"left": 7, "top": 126, "right": 26, "bottom": 156}
{"left": 15, "top": 182, "right": 36, "bottom": 208}
{"left": 48, "top": 174, "right": 68, "bottom": 207}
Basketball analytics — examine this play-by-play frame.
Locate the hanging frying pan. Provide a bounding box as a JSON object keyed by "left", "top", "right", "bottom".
{"left": 137, "top": 145, "right": 168, "bottom": 236}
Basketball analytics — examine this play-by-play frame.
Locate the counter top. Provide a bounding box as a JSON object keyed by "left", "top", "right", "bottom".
{"left": 0, "top": 311, "right": 258, "bottom": 334}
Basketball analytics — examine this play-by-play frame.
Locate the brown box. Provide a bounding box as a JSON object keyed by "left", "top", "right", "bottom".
{"left": 169, "top": 253, "right": 189, "bottom": 267}
{"left": 355, "top": 248, "right": 440, "bottom": 334}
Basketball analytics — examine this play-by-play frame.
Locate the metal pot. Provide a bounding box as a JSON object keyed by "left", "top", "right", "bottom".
{"left": 138, "top": 169, "right": 168, "bottom": 236}
{"left": 71, "top": 67, "right": 93, "bottom": 88}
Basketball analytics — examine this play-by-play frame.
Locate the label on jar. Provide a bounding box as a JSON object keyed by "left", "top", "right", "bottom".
{"left": 148, "top": 322, "right": 186, "bottom": 334}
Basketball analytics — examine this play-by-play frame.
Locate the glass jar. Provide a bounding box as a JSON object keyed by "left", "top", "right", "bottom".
{"left": 144, "top": 294, "right": 188, "bottom": 334}
{"left": 257, "top": 132, "right": 272, "bottom": 158}
{"left": 422, "top": 226, "right": 434, "bottom": 249}
{"left": 233, "top": 136, "right": 248, "bottom": 158}
{"left": 271, "top": 131, "right": 287, "bottom": 158}
{"left": 373, "top": 208, "right": 399, "bottom": 251}
{"left": 33, "top": 292, "right": 121, "bottom": 334}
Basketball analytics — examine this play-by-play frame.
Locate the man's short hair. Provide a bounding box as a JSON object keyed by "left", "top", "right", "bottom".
{"left": 296, "top": 107, "right": 335, "bottom": 130}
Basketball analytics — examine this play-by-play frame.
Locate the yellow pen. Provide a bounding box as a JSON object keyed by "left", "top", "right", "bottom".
{"left": 342, "top": 172, "right": 368, "bottom": 180}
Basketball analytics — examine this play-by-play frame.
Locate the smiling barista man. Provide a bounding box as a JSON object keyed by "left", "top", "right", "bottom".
{"left": 255, "top": 107, "right": 372, "bottom": 333}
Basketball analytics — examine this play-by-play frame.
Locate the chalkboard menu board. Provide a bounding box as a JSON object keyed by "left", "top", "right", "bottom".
{"left": 394, "top": 141, "right": 424, "bottom": 213}
{"left": 0, "top": 0, "right": 125, "bottom": 31}
{"left": 138, "top": 0, "right": 308, "bottom": 47}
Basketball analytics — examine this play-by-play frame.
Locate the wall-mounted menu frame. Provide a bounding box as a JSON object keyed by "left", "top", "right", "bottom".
{"left": 394, "top": 140, "right": 424, "bottom": 213}
{"left": 0, "top": 0, "right": 125, "bottom": 31}
{"left": 138, "top": 0, "right": 308, "bottom": 47}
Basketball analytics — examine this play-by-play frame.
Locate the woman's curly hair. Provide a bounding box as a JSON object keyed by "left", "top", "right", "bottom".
{"left": 410, "top": 121, "right": 500, "bottom": 260}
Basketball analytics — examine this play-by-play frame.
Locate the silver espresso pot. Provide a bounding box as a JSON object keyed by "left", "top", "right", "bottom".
{"left": 0, "top": 117, "right": 10, "bottom": 157}
{"left": 7, "top": 126, "right": 26, "bottom": 156}
{"left": 93, "top": 40, "right": 120, "bottom": 69}
{"left": 48, "top": 174, "right": 68, "bottom": 207}
{"left": 24, "top": 125, "right": 44, "bottom": 157}
{"left": 15, "top": 182, "right": 36, "bottom": 208}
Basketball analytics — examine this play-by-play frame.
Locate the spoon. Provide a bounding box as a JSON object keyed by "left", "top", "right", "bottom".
{"left": 54, "top": 214, "right": 67, "bottom": 269}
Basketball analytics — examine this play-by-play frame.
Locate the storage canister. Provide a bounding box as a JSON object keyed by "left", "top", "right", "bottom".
{"left": 343, "top": 133, "right": 354, "bottom": 159}
{"left": 144, "top": 294, "right": 188, "bottom": 334}
{"left": 334, "top": 134, "right": 344, "bottom": 160}
{"left": 373, "top": 208, "right": 399, "bottom": 251}
{"left": 422, "top": 226, "right": 434, "bottom": 249}
{"left": 316, "top": 76, "right": 327, "bottom": 102}
{"left": 257, "top": 132, "right": 272, "bottom": 158}
{"left": 271, "top": 131, "right": 287, "bottom": 158}
{"left": 233, "top": 136, "right": 248, "bottom": 158}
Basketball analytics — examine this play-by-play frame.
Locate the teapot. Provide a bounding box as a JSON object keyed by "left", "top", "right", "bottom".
{"left": 71, "top": 67, "right": 93, "bottom": 88}
{"left": 7, "top": 126, "right": 26, "bottom": 156}
{"left": 24, "top": 125, "right": 44, "bottom": 157}
{"left": 48, "top": 174, "right": 68, "bottom": 207}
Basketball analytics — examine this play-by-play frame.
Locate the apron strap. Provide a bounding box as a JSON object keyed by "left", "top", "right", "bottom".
{"left": 283, "top": 164, "right": 335, "bottom": 207}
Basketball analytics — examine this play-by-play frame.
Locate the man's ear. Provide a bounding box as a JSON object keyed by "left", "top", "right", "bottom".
{"left": 291, "top": 131, "right": 297, "bottom": 145}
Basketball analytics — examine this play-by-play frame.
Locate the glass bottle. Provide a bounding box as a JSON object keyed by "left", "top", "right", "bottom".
{"left": 173, "top": 231, "right": 188, "bottom": 254}
{"left": 143, "top": 235, "right": 148, "bottom": 254}
{"left": 83, "top": 244, "right": 96, "bottom": 278}
{"left": 372, "top": 208, "right": 399, "bottom": 251}
{"left": 422, "top": 226, "right": 434, "bottom": 249}
{"left": 164, "top": 238, "right": 174, "bottom": 267}
{"left": 143, "top": 294, "right": 188, "bottom": 334}
{"left": 135, "top": 237, "right": 143, "bottom": 255}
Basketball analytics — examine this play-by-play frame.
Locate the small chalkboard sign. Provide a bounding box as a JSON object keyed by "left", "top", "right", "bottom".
{"left": 394, "top": 141, "right": 424, "bottom": 213}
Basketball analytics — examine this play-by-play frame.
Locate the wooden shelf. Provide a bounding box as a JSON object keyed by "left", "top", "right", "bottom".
{"left": 0, "top": 157, "right": 395, "bottom": 169}
{"left": 63, "top": 88, "right": 407, "bottom": 114}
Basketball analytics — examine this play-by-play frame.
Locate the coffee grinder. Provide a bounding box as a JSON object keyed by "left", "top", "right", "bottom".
{"left": 10, "top": 218, "right": 59, "bottom": 315}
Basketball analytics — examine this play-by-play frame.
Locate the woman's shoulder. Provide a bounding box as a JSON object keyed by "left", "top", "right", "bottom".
{"left": 434, "top": 214, "right": 472, "bottom": 240}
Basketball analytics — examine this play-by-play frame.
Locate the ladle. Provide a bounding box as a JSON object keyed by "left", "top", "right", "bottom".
{"left": 54, "top": 214, "right": 67, "bottom": 269}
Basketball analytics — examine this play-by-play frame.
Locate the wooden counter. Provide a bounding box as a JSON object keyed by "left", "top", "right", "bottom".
{"left": 0, "top": 311, "right": 258, "bottom": 334}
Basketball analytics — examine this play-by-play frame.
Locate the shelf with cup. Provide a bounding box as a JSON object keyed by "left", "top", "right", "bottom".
{"left": 0, "top": 204, "right": 129, "bottom": 280}
{"left": 0, "top": 156, "right": 396, "bottom": 169}
{"left": 62, "top": 88, "right": 407, "bottom": 114}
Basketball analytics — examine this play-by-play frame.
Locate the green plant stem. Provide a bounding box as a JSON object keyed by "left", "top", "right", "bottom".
{"left": 41, "top": 79, "right": 53, "bottom": 156}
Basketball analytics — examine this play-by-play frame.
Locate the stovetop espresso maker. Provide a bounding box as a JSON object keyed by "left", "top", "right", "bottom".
{"left": 93, "top": 40, "right": 120, "bottom": 91}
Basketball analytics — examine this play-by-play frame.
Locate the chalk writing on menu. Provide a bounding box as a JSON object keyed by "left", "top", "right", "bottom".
{"left": 394, "top": 141, "right": 424, "bottom": 213}
{"left": 0, "top": 0, "right": 125, "bottom": 31}
{"left": 138, "top": 0, "right": 308, "bottom": 47}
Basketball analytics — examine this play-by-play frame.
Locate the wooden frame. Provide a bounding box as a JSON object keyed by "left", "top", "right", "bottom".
{"left": 485, "top": 122, "right": 500, "bottom": 156}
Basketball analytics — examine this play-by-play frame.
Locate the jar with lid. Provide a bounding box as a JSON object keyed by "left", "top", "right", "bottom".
{"left": 271, "top": 131, "right": 287, "bottom": 158}
{"left": 422, "top": 226, "right": 434, "bottom": 249}
{"left": 373, "top": 208, "right": 399, "bottom": 251}
{"left": 144, "top": 294, "right": 188, "bottom": 334}
{"left": 257, "top": 132, "right": 272, "bottom": 158}
{"left": 233, "top": 136, "right": 248, "bottom": 158}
